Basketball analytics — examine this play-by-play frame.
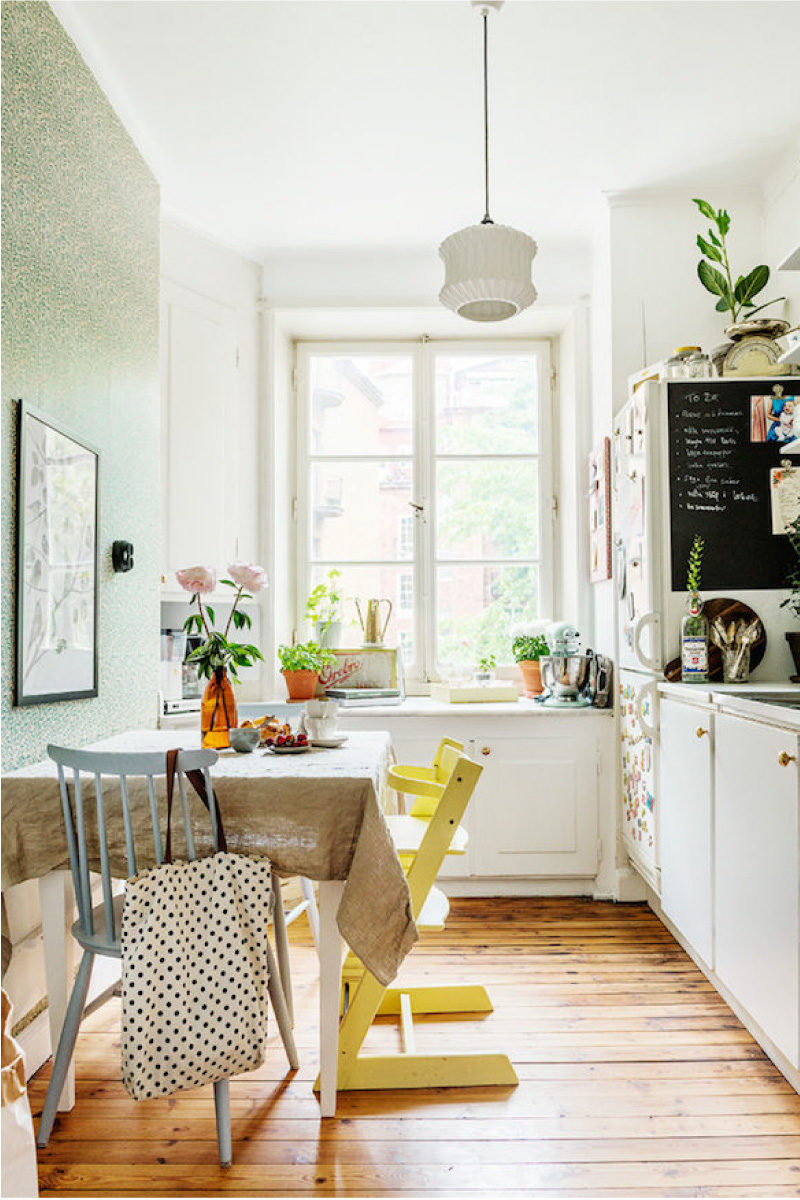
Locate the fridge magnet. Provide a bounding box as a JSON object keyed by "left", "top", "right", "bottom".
{"left": 588, "top": 437, "right": 612, "bottom": 583}
{"left": 750, "top": 386, "right": 799, "bottom": 448}
{"left": 769, "top": 466, "right": 800, "bottom": 534}
{"left": 16, "top": 403, "right": 99, "bottom": 705}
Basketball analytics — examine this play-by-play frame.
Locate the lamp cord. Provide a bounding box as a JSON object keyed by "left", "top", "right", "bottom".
{"left": 481, "top": 9, "right": 492, "bottom": 224}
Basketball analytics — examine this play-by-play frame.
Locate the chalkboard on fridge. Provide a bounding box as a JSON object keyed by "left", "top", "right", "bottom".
{"left": 668, "top": 380, "right": 800, "bottom": 591}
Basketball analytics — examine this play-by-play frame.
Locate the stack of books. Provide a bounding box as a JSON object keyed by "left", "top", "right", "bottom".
{"left": 324, "top": 686, "right": 403, "bottom": 707}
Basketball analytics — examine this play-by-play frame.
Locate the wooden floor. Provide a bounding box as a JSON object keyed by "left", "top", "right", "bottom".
{"left": 31, "top": 897, "right": 800, "bottom": 1198}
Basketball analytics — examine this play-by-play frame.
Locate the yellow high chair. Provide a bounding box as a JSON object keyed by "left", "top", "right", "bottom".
{"left": 315, "top": 741, "right": 517, "bottom": 1094}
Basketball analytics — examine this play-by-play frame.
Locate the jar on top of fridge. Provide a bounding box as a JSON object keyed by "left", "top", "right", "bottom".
{"left": 663, "top": 346, "right": 701, "bottom": 379}
{"left": 685, "top": 350, "right": 714, "bottom": 379}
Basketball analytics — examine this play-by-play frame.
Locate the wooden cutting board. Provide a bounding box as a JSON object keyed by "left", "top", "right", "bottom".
{"left": 663, "top": 597, "right": 766, "bottom": 683}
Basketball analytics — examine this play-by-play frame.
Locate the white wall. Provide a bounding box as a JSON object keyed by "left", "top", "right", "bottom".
{"left": 608, "top": 188, "right": 765, "bottom": 410}
{"left": 763, "top": 137, "right": 800, "bottom": 326}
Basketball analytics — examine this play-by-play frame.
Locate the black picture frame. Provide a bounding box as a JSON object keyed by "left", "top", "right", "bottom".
{"left": 16, "top": 402, "right": 99, "bottom": 705}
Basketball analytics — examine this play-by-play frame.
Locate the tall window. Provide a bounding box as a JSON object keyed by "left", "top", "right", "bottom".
{"left": 297, "top": 341, "right": 552, "bottom": 684}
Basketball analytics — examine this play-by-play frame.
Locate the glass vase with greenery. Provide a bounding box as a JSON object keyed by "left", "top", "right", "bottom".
{"left": 304, "top": 569, "right": 344, "bottom": 647}
{"left": 681, "top": 535, "right": 709, "bottom": 683}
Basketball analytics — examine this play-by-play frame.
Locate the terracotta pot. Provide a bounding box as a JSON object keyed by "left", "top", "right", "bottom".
{"left": 282, "top": 668, "right": 320, "bottom": 701}
{"left": 201, "top": 668, "right": 238, "bottom": 749}
{"left": 518, "top": 659, "right": 543, "bottom": 697}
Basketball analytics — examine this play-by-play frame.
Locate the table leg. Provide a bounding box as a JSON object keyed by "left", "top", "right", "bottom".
{"left": 39, "top": 870, "right": 76, "bottom": 1111}
{"left": 318, "top": 880, "right": 345, "bottom": 1118}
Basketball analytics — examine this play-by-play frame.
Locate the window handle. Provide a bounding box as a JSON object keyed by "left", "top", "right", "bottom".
{"left": 409, "top": 501, "right": 426, "bottom": 522}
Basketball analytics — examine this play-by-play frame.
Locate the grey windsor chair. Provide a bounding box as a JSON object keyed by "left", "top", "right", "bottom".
{"left": 36, "top": 744, "right": 298, "bottom": 1167}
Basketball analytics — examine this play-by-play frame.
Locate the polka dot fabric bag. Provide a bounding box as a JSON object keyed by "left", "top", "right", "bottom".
{"left": 121, "top": 749, "right": 273, "bottom": 1101}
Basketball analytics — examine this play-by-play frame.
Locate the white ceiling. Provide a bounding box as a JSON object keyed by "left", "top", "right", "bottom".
{"left": 56, "top": 1, "right": 800, "bottom": 261}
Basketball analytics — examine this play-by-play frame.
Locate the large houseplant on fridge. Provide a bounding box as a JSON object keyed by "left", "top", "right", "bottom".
{"left": 177, "top": 563, "right": 266, "bottom": 748}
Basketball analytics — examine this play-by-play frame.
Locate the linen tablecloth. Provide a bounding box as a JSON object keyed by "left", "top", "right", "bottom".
{"left": 1, "top": 729, "right": 417, "bottom": 986}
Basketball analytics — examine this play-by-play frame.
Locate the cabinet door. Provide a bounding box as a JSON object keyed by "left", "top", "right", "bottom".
{"left": 161, "top": 284, "right": 238, "bottom": 578}
{"left": 470, "top": 735, "right": 598, "bottom": 877}
{"left": 659, "top": 699, "right": 713, "bottom": 964}
{"left": 715, "top": 713, "right": 800, "bottom": 1068}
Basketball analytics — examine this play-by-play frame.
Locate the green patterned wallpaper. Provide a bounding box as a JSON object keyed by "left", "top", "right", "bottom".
{"left": 1, "top": 2, "right": 160, "bottom": 770}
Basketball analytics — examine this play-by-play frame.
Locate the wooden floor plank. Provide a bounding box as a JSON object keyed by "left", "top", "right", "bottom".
{"left": 32, "top": 895, "right": 800, "bottom": 1196}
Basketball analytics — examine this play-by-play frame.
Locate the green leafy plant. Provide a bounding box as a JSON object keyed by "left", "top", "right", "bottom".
{"left": 781, "top": 514, "right": 800, "bottom": 619}
{"left": 512, "top": 634, "right": 549, "bottom": 662}
{"left": 304, "top": 569, "right": 344, "bottom": 633}
{"left": 693, "top": 198, "right": 782, "bottom": 324}
{"left": 277, "top": 641, "right": 337, "bottom": 674}
{"left": 686, "top": 534, "right": 704, "bottom": 594}
{"left": 477, "top": 654, "right": 496, "bottom": 672}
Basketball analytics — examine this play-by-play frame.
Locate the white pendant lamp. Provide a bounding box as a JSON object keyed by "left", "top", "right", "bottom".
{"left": 439, "top": 1, "right": 537, "bottom": 322}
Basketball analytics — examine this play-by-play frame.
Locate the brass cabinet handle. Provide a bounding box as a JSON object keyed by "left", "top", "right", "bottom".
{"left": 481, "top": 746, "right": 491, "bottom": 756}
{"left": 778, "top": 751, "right": 797, "bottom": 767}
{"left": 696, "top": 727, "right": 709, "bottom": 739}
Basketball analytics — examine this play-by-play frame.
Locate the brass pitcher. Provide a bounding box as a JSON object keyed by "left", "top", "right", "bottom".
{"left": 355, "top": 598, "right": 393, "bottom": 646}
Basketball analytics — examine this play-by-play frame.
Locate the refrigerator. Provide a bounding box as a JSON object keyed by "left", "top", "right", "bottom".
{"left": 613, "top": 380, "right": 662, "bottom": 893}
{"left": 612, "top": 374, "right": 800, "bottom": 894}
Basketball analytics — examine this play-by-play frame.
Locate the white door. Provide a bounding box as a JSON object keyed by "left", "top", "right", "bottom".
{"left": 470, "top": 735, "right": 598, "bottom": 877}
{"left": 161, "top": 283, "right": 238, "bottom": 581}
{"left": 715, "top": 712, "right": 800, "bottom": 1068}
{"left": 659, "top": 698, "right": 714, "bottom": 964}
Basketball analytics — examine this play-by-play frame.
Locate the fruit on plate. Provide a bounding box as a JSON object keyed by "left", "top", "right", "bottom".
{"left": 241, "top": 716, "right": 291, "bottom": 744}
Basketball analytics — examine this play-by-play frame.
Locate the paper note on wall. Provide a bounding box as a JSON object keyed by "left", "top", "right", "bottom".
{"left": 769, "top": 467, "right": 800, "bottom": 534}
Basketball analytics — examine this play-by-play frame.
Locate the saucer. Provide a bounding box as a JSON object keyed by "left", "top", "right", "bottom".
{"left": 309, "top": 734, "right": 348, "bottom": 749}
{"left": 267, "top": 744, "right": 311, "bottom": 755}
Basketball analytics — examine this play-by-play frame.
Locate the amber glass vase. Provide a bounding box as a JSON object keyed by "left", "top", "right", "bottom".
{"left": 201, "top": 667, "right": 238, "bottom": 749}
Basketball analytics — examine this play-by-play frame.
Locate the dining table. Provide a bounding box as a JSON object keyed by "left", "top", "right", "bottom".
{"left": 2, "top": 728, "right": 418, "bottom": 1117}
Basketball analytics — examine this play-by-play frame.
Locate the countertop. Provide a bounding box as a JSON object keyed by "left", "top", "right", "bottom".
{"left": 334, "top": 697, "right": 613, "bottom": 719}
{"left": 658, "top": 680, "right": 800, "bottom": 731}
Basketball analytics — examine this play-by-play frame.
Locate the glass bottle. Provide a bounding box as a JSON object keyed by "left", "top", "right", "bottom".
{"left": 201, "top": 666, "right": 238, "bottom": 748}
{"left": 681, "top": 593, "right": 709, "bottom": 683}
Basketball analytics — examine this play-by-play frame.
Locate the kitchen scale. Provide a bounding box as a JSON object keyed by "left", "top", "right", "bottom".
{"left": 539, "top": 622, "right": 593, "bottom": 708}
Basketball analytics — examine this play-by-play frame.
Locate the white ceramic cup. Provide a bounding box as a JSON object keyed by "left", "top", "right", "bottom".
{"left": 303, "top": 699, "right": 340, "bottom": 741}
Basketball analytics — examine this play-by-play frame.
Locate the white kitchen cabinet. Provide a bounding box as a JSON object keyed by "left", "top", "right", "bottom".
{"left": 160, "top": 281, "right": 258, "bottom": 589}
{"left": 659, "top": 698, "right": 714, "bottom": 965}
{"left": 714, "top": 712, "right": 799, "bottom": 1069}
{"left": 469, "top": 734, "right": 599, "bottom": 877}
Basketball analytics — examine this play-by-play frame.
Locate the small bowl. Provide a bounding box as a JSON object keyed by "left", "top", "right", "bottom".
{"left": 229, "top": 726, "right": 261, "bottom": 754}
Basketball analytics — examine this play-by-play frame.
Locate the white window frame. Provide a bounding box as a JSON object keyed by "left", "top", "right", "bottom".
{"left": 296, "top": 339, "right": 553, "bottom": 687}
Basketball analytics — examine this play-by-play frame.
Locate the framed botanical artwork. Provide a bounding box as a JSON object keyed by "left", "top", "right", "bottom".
{"left": 588, "top": 436, "right": 612, "bottom": 583}
{"left": 16, "top": 403, "right": 99, "bottom": 704}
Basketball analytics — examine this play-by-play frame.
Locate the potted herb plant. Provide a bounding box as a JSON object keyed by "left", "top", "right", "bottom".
{"left": 278, "top": 640, "right": 337, "bottom": 701}
{"left": 474, "top": 653, "right": 496, "bottom": 685}
{"left": 177, "top": 563, "right": 266, "bottom": 748}
{"left": 512, "top": 633, "right": 549, "bottom": 697}
{"left": 304, "top": 569, "right": 344, "bottom": 648}
{"left": 781, "top": 512, "right": 800, "bottom": 680}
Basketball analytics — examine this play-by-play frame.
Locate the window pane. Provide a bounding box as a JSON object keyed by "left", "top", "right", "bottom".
{"left": 437, "top": 564, "right": 540, "bottom": 670}
{"left": 435, "top": 354, "right": 538, "bottom": 454}
{"left": 311, "top": 461, "right": 413, "bottom": 562}
{"left": 310, "top": 355, "right": 413, "bottom": 456}
{"left": 436, "top": 460, "right": 539, "bottom": 560}
{"left": 310, "top": 564, "right": 415, "bottom": 667}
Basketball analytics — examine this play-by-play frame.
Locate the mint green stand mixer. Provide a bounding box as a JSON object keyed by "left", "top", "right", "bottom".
{"left": 539, "top": 622, "right": 593, "bottom": 708}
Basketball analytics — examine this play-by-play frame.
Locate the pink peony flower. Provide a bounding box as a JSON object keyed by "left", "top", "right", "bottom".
{"left": 175, "top": 566, "right": 217, "bottom": 595}
{"left": 227, "top": 562, "right": 268, "bottom": 593}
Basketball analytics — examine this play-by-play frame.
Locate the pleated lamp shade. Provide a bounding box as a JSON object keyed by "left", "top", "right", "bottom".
{"left": 438, "top": 222, "right": 538, "bottom": 322}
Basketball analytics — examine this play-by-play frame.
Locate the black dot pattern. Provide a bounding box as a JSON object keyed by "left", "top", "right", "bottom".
{"left": 120, "top": 852, "right": 273, "bottom": 1101}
